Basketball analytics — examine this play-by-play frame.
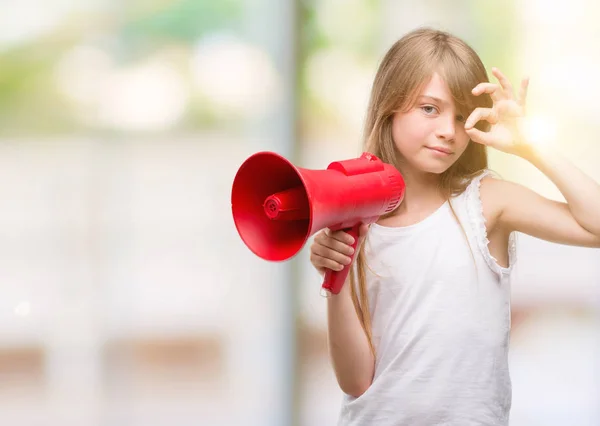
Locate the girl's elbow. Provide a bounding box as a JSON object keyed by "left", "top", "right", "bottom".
{"left": 340, "top": 379, "right": 372, "bottom": 398}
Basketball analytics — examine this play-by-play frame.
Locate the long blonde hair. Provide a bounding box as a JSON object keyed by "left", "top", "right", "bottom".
{"left": 349, "top": 28, "right": 493, "bottom": 355}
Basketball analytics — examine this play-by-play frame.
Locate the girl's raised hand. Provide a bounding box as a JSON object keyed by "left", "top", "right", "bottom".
{"left": 465, "top": 67, "right": 530, "bottom": 157}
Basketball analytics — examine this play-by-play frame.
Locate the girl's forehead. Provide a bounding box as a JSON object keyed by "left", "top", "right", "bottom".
{"left": 420, "top": 73, "right": 452, "bottom": 98}
{"left": 411, "top": 73, "right": 454, "bottom": 106}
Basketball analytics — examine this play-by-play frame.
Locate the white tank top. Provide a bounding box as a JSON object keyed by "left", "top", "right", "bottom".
{"left": 338, "top": 171, "right": 517, "bottom": 426}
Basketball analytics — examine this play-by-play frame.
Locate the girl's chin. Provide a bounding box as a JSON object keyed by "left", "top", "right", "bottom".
{"left": 408, "top": 158, "right": 455, "bottom": 175}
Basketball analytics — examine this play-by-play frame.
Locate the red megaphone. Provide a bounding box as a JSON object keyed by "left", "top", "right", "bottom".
{"left": 231, "top": 151, "right": 405, "bottom": 294}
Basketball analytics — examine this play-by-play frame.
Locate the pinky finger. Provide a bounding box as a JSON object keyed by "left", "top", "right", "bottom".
{"left": 312, "top": 254, "right": 344, "bottom": 271}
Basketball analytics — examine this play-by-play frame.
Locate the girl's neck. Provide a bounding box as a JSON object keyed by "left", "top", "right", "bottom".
{"left": 378, "top": 168, "right": 447, "bottom": 227}
{"left": 395, "top": 165, "right": 445, "bottom": 215}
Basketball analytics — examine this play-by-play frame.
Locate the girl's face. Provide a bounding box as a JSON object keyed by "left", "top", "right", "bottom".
{"left": 391, "top": 72, "right": 471, "bottom": 175}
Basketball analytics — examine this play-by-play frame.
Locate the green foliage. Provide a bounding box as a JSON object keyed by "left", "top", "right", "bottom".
{"left": 120, "top": 0, "right": 242, "bottom": 44}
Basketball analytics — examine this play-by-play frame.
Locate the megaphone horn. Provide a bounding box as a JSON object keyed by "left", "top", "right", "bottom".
{"left": 231, "top": 151, "right": 405, "bottom": 294}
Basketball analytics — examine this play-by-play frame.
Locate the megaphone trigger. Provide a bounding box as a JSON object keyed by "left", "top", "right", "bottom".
{"left": 321, "top": 223, "right": 361, "bottom": 294}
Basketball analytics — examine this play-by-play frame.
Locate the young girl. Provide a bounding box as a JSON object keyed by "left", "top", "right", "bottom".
{"left": 309, "top": 27, "right": 600, "bottom": 425}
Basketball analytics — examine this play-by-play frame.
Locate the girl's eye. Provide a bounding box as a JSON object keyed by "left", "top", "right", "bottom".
{"left": 421, "top": 105, "right": 438, "bottom": 115}
{"left": 456, "top": 115, "right": 465, "bottom": 123}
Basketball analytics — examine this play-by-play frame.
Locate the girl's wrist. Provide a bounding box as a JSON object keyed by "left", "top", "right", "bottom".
{"left": 513, "top": 141, "right": 538, "bottom": 161}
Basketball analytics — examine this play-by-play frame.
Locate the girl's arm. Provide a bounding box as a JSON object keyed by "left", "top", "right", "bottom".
{"left": 327, "top": 279, "right": 375, "bottom": 397}
{"left": 310, "top": 229, "right": 375, "bottom": 397}
{"left": 482, "top": 150, "right": 600, "bottom": 247}
{"left": 466, "top": 68, "right": 600, "bottom": 247}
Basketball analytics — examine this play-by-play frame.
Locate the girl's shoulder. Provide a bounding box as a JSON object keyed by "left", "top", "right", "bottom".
{"left": 461, "top": 169, "right": 501, "bottom": 192}
{"left": 459, "top": 169, "right": 506, "bottom": 225}
{"left": 455, "top": 169, "right": 517, "bottom": 275}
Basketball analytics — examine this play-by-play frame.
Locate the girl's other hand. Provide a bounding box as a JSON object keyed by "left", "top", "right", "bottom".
{"left": 309, "top": 223, "right": 369, "bottom": 276}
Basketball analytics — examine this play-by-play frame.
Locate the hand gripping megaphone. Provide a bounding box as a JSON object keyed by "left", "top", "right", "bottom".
{"left": 231, "top": 151, "right": 405, "bottom": 294}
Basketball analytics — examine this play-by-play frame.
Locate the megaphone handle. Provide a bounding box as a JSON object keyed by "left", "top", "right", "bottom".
{"left": 322, "top": 223, "right": 361, "bottom": 295}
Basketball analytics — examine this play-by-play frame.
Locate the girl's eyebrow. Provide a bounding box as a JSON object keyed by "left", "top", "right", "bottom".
{"left": 418, "top": 95, "right": 450, "bottom": 106}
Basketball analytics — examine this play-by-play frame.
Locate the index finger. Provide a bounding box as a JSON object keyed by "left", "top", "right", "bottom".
{"left": 472, "top": 82, "right": 503, "bottom": 101}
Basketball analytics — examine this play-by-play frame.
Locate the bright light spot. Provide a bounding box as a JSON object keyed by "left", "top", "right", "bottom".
{"left": 55, "top": 47, "right": 189, "bottom": 131}
{"left": 522, "top": 115, "right": 558, "bottom": 148}
{"left": 97, "top": 60, "right": 189, "bottom": 131}
{"left": 14, "top": 301, "right": 31, "bottom": 317}
{"left": 191, "top": 34, "right": 281, "bottom": 118}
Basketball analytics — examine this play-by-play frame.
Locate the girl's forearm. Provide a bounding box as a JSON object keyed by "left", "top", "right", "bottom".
{"left": 327, "top": 282, "right": 375, "bottom": 398}
{"left": 520, "top": 145, "right": 600, "bottom": 236}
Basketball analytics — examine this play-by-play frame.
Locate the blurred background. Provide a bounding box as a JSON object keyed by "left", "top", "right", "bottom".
{"left": 0, "top": 0, "right": 598, "bottom": 425}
